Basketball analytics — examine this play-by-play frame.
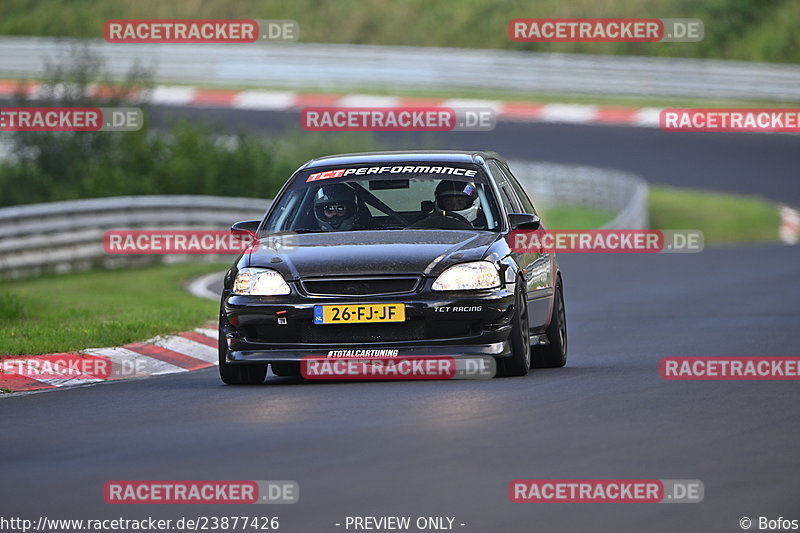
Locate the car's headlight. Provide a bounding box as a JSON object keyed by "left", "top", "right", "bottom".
{"left": 232, "top": 268, "right": 291, "bottom": 296}
{"left": 432, "top": 261, "right": 501, "bottom": 291}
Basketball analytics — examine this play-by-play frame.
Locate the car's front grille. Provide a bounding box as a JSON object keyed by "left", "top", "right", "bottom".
{"left": 300, "top": 276, "right": 421, "bottom": 296}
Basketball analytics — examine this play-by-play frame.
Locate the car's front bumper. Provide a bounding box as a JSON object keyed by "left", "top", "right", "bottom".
{"left": 221, "top": 287, "right": 524, "bottom": 363}
{"left": 227, "top": 339, "right": 512, "bottom": 363}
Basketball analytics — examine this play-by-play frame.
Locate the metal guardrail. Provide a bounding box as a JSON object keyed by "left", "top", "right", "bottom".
{"left": 0, "top": 163, "right": 648, "bottom": 278}
{"left": 509, "top": 161, "right": 649, "bottom": 230}
{"left": 0, "top": 196, "right": 270, "bottom": 278}
{"left": 0, "top": 37, "right": 798, "bottom": 101}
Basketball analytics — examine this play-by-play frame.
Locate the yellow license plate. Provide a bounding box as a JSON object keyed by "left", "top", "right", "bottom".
{"left": 313, "top": 303, "right": 405, "bottom": 324}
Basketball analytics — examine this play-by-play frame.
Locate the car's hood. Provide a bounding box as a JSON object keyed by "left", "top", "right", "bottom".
{"left": 247, "top": 230, "right": 502, "bottom": 279}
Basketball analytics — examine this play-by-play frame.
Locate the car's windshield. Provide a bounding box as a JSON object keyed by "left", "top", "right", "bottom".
{"left": 263, "top": 163, "right": 502, "bottom": 233}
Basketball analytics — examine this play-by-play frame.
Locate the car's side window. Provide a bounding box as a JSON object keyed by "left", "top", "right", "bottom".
{"left": 500, "top": 163, "right": 537, "bottom": 215}
{"left": 501, "top": 186, "right": 521, "bottom": 213}
{"left": 488, "top": 160, "right": 522, "bottom": 214}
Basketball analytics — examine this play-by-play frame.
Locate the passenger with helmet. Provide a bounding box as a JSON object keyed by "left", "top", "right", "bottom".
{"left": 434, "top": 180, "right": 487, "bottom": 229}
{"left": 313, "top": 183, "right": 361, "bottom": 231}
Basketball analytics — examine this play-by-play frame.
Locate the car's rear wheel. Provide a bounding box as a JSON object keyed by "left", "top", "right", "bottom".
{"left": 271, "top": 362, "right": 301, "bottom": 377}
{"left": 532, "top": 278, "right": 567, "bottom": 368}
{"left": 218, "top": 323, "right": 268, "bottom": 385}
{"left": 497, "top": 285, "right": 530, "bottom": 377}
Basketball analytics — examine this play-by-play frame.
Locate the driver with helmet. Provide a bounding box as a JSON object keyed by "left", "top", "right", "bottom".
{"left": 313, "top": 183, "right": 361, "bottom": 231}
{"left": 434, "top": 180, "right": 486, "bottom": 228}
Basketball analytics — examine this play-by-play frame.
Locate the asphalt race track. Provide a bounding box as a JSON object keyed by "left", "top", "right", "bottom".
{"left": 3, "top": 111, "right": 800, "bottom": 532}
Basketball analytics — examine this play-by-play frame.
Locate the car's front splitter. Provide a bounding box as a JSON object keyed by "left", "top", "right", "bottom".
{"left": 224, "top": 334, "right": 513, "bottom": 364}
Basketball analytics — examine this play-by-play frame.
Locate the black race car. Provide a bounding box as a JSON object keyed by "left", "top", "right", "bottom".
{"left": 219, "top": 150, "right": 567, "bottom": 384}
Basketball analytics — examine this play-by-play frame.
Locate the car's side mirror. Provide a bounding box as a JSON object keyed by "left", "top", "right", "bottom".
{"left": 230, "top": 220, "right": 260, "bottom": 240}
{"left": 508, "top": 213, "right": 541, "bottom": 230}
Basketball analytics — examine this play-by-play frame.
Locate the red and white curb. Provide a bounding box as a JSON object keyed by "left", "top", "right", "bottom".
{"left": 5, "top": 80, "right": 800, "bottom": 134}
{"left": 5, "top": 80, "right": 798, "bottom": 133}
{"left": 0, "top": 327, "right": 218, "bottom": 395}
{"left": 0, "top": 79, "right": 662, "bottom": 128}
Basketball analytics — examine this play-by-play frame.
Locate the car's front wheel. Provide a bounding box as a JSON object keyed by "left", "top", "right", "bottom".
{"left": 532, "top": 277, "right": 567, "bottom": 368}
{"left": 218, "top": 322, "right": 268, "bottom": 385}
{"left": 497, "top": 285, "right": 530, "bottom": 377}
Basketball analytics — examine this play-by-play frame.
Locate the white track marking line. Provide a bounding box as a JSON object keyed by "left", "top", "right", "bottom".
{"left": 442, "top": 98, "right": 504, "bottom": 112}
{"left": 151, "top": 86, "right": 197, "bottom": 105}
{"left": 779, "top": 205, "right": 800, "bottom": 244}
{"left": 187, "top": 271, "right": 224, "bottom": 301}
{"left": 633, "top": 107, "right": 663, "bottom": 127}
{"left": 538, "top": 104, "right": 599, "bottom": 123}
{"left": 153, "top": 336, "right": 218, "bottom": 364}
{"left": 336, "top": 94, "right": 400, "bottom": 107}
{"left": 194, "top": 327, "right": 219, "bottom": 340}
{"left": 233, "top": 90, "right": 296, "bottom": 110}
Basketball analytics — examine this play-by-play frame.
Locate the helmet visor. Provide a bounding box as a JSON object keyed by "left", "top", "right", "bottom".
{"left": 316, "top": 201, "right": 353, "bottom": 223}
{"left": 437, "top": 194, "right": 473, "bottom": 211}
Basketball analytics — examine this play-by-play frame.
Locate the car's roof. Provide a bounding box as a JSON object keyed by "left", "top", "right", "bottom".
{"left": 300, "top": 150, "right": 506, "bottom": 170}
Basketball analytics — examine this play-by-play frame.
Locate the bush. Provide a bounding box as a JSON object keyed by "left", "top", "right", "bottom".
{"left": 0, "top": 48, "right": 383, "bottom": 206}
{"left": 0, "top": 0, "right": 798, "bottom": 63}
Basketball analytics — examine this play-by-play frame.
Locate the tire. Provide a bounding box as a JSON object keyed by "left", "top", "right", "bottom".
{"left": 271, "top": 362, "right": 300, "bottom": 377}
{"left": 218, "top": 322, "right": 268, "bottom": 385}
{"left": 497, "top": 285, "right": 530, "bottom": 377}
{"left": 532, "top": 278, "right": 567, "bottom": 369}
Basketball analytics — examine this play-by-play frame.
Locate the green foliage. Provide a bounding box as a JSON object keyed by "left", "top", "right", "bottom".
{"left": 0, "top": 122, "right": 383, "bottom": 206}
{"left": 0, "top": 0, "right": 797, "bottom": 63}
{"left": 0, "top": 49, "right": 383, "bottom": 206}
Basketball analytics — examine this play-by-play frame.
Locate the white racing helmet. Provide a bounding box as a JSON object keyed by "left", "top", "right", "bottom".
{"left": 435, "top": 180, "right": 480, "bottom": 222}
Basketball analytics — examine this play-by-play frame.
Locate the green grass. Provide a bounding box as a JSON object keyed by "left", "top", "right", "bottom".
{"left": 0, "top": 0, "right": 798, "bottom": 64}
{"left": 539, "top": 205, "right": 616, "bottom": 229}
{"left": 542, "top": 188, "right": 782, "bottom": 243}
{"left": 531, "top": 188, "right": 781, "bottom": 243}
{"left": 0, "top": 291, "right": 25, "bottom": 320}
{"left": 649, "top": 186, "right": 781, "bottom": 244}
{"left": 0, "top": 262, "right": 225, "bottom": 356}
